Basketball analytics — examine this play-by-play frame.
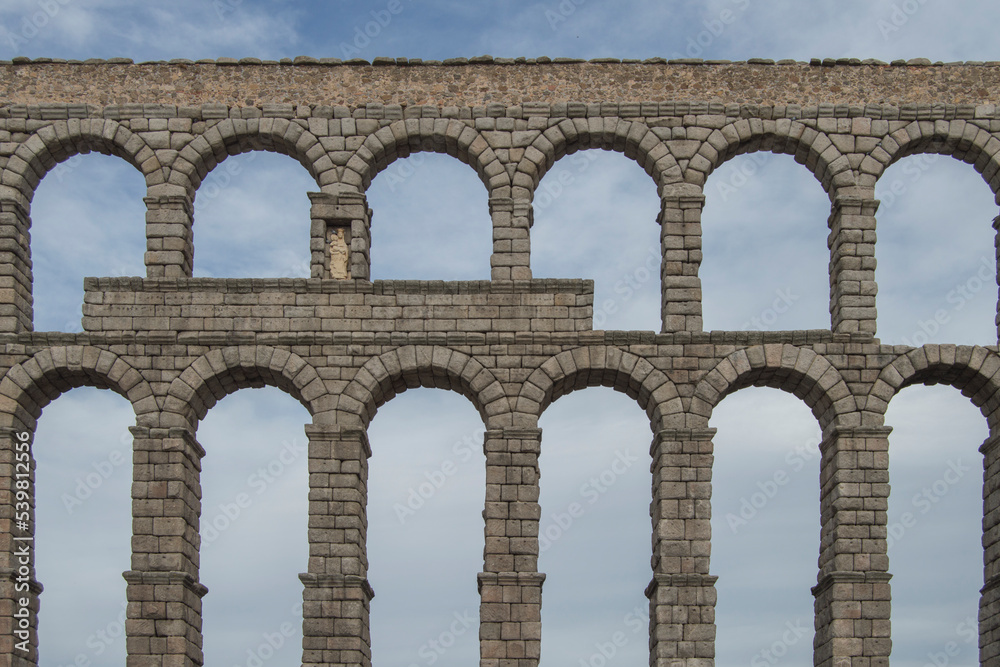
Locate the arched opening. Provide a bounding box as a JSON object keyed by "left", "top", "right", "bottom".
{"left": 874, "top": 155, "right": 997, "bottom": 345}
{"left": 532, "top": 150, "right": 661, "bottom": 331}
{"left": 30, "top": 153, "right": 146, "bottom": 331}
{"left": 537, "top": 387, "right": 651, "bottom": 664}
{"left": 33, "top": 386, "right": 134, "bottom": 664}
{"left": 884, "top": 384, "right": 983, "bottom": 663}
{"left": 709, "top": 387, "right": 820, "bottom": 665}
{"left": 197, "top": 386, "right": 310, "bottom": 665}
{"left": 366, "top": 389, "right": 486, "bottom": 665}
{"left": 192, "top": 152, "right": 315, "bottom": 278}
{"left": 366, "top": 152, "right": 492, "bottom": 280}
{"left": 701, "top": 153, "right": 829, "bottom": 331}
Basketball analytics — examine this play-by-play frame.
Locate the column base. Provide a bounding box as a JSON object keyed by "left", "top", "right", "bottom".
{"left": 478, "top": 572, "right": 545, "bottom": 667}
{"left": 646, "top": 573, "right": 718, "bottom": 667}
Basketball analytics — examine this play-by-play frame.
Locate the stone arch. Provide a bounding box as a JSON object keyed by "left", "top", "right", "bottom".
{"left": 693, "top": 119, "right": 854, "bottom": 195}
{"left": 337, "top": 345, "right": 507, "bottom": 429}
{"left": 0, "top": 346, "right": 156, "bottom": 430}
{"left": 344, "top": 119, "right": 506, "bottom": 195}
{"left": 2, "top": 119, "right": 154, "bottom": 203}
{"left": 864, "top": 119, "right": 1000, "bottom": 202}
{"left": 515, "top": 119, "right": 678, "bottom": 200}
{"left": 173, "top": 117, "right": 327, "bottom": 195}
{"left": 516, "top": 347, "right": 682, "bottom": 430}
{"left": 163, "top": 346, "right": 329, "bottom": 428}
{"left": 691, "top": 344, "right": 856, "bottom": 431}
{"left": 865, "top": 344, "right": 1000, "bottom": 429}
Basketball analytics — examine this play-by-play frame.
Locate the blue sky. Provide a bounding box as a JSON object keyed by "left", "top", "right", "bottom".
{"left": 3, "top": 1, "right": 998, "bottom": 666}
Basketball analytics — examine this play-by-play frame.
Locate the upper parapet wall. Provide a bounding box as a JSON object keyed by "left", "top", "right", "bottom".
{"left": 2, "top": 58, "right": 1000, "bottom": 107}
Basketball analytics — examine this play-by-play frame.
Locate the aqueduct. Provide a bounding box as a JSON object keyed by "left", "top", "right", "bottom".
{"left": 0, "top": 56, "right": 999, "bottom": 666}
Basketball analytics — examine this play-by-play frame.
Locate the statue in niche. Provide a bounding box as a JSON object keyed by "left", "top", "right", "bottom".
{"left": 328, "top": 226, "right": 350, "bottom": 279}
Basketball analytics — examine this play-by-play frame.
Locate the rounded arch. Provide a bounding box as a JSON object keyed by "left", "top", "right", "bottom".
{"left": 865, "top": 345, "right": 1000, "bottom": 429}
{"left": 516, "top": 346, "right": 681, "bottom": 430}
{"left": 516, "top": 118, "right": 678, "bottom": 200}
{"left": 346, "top": 119, "right": 505, "bottom": 195}
{"left": 691, "top": 344, "right": 856, "bottom": 431}
{"left": 2, "top": 120, "right": 153, "bottom": 202}
{"left": 173, "top": 117, "right": 327, "bottom": 195}
{"left": 163, "top": 346, "right": 328, "bottom": 428}
{"left": 694, "top": 119, "right": 854, "bottom": 196}
{"left": 337, "top": 345, "right": 507, "bottom": 428}
{"left": 0, "top": 346, "right": 156, "bottom": 430}
{"left": 865, "top": 120, "right": 1000, "bottom": 202}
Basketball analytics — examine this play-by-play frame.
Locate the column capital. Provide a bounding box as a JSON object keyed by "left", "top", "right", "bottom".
{"left": 304, "top": 424, "right": 371, "bottom": 457}
{"left": 299, "top": 572, "right": 375, "bottom": 601}
{"left": 485, "top": 427, "right": 542, "bottom": 440}
{"left": 644, "top": 572, "right": 718, "bottom": 598}
{"left": 654, "top": 428, "right": 717, "bottom": 442}
{"left": 981, "top": 431, "right": 1000, "bottom": 456}
{"left": 831, "top": 194, "right": 880, "bottom": 215}
{"left": 123, "top": 569, "right": 208, "bottom": 598}
{"left": 144, "top": 194, "right": 193, "bottom": 212}
{"left": 476, "top": 571, "right": 546, "bottom": 592}
{"left": 129, "top": 425, "right": 206, "bottom": 459}
{"left": 811, "top": 570, "right": 891, "bottom": 597}
{"left": 819, "top": 424, "right": 892, "bottom": 451}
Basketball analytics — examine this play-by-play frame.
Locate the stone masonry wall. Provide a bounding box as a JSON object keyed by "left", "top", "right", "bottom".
{"left": 0, "top": 60, "right": 999, "bottom": 667}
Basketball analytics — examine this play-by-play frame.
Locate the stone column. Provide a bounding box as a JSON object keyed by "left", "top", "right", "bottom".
{"left": 647, "top": 428, "right": 717, "bottom": 666}
{"left": 145, "top": 195, "right": 194, "bottom": 278}
{"left": 813, "top": 425, "right": 892, "bottom": 667}
{"left": 0, "top": 427, "right": 41, "bottom": 667}
{"left": 479, "top": 427, "right": 544, "bottom": 667}
{"left": 828, "top": 194, "right": 879, "bottom": 335}
{"left": 125, "top": 425, "right": 207, "bottom": 667}
{"left": 0, "top": 195, "right": 33, "bottom": 333}
{"left": 659, "top": 193, "right": 705, "bottom": 333}
{"left": 308, "top": 192, "right": 371, "bottom": 280}
{"left": 489, "top": 197, "right": 532, "bottom": 280}
{"left": 980, "top": 430, "right": 1000, "bottom": 665}
{"left": 300, "top": 424, "right": 374, "bottom": 667}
